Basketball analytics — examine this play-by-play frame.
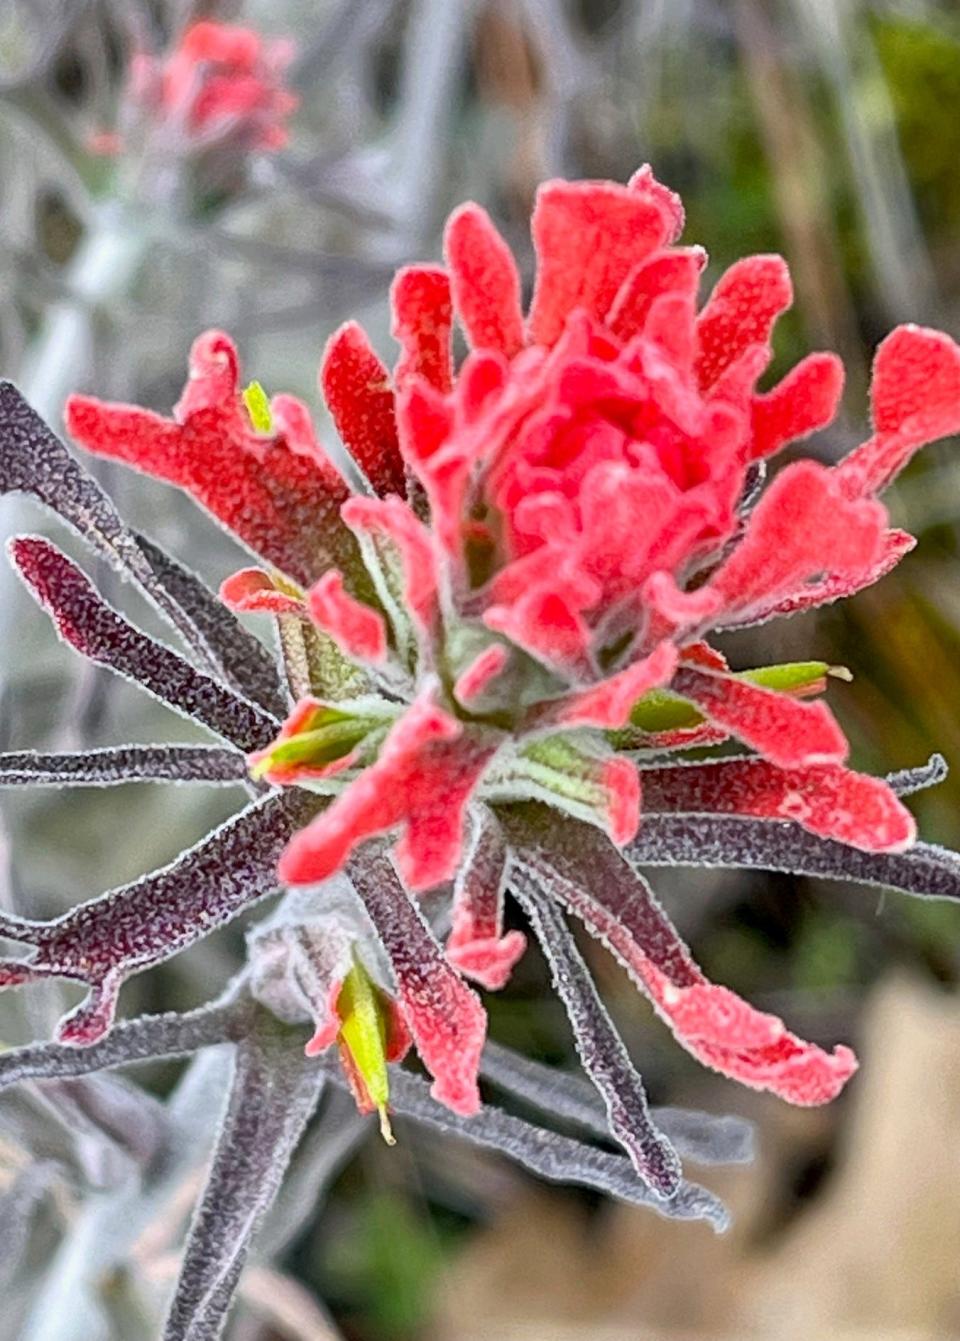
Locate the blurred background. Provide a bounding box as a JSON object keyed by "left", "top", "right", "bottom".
{"left": 2, "top": 1, "right": 960, "bottom": 1337}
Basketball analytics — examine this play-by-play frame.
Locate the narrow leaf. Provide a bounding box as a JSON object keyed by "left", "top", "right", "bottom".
{"left": 0, "top": 795, "right": 298, "bottom": 1043}
{"left": 629, "top": 811, "right": 960, "bottom": 902}
{"left": 0, "top": 990, "right": 254, "bottom": 1095}
{"left": 348, "top": 845, "right": 487, "bottom": 1116}
{"left": 162, "top": 1012, "right": 325, "bottom": 1341}
{"left": 0, "top": 745, "right": 249, "bottom": 788}
{"left": 0, "top": 382, "right": 245, "bottom": 682}
{"left": 322, "top": 1061, "right": 731, "bottom": 1230}
{"left": 11, "top": 536, "right": 278, "bottom": 751}
{"left": 135, "top": 534, "right": 288, "bottom": 717}
{"left": 510, "top": 867, "right": 681, "bottom": 1197}
{"left": 480, "top": 1040, "right": 755, "bottom": 1166}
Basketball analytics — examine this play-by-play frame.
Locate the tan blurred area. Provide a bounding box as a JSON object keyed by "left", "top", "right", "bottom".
{"left": 434, "top": 978, "right": 960, "bottom": 1341}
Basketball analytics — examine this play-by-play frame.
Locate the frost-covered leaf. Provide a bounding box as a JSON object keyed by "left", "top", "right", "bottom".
{"left": 0, "top": 745, "right": 248, "bottom": 787}
{"left": 0, "top": 796, "right": 296, "bottom": 1044}
{"left": 321, "top": 1060, "right": 730, "bottom": 1230}
{"left": 135, "top": 534, "right": 288, "bottom": 717}
{"left": 0, "top": 382, "right": 260, "bottom": 684}
{"left": 348, "top": 845, "right": 487, "bottom": 1116}
{"left": 480, "top": 1041, "right": 755, "bottom": 1166}
{"left": 885, "top": 753, "right": 948, "bottom": 798}
{"left": 510, "top": 867, "right": 681, "bottom": 1197}
{"left": 0, "top": 989, "right": 253, "bottom": 1094}
{"left": 10, "top": 536, "right": 278, "bottom": 751}
{"left": 162, "top": 1011, "right": 325, "bottom": 1341}
{"left": 502, "top": 806, "right": 857, "bottom": 1105}
{"left": 629, "top": 811, "right": 960, "bottom": 903}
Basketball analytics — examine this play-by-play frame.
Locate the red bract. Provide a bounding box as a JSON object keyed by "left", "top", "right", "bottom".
{"left": 66, "top": 331, "right": 359, "bottom": 588}
{"left": 59, "top": 164, "right": 960, "bottom": 1129}
{"left": 131, "top": 20, "right": 296, "bottom": 151}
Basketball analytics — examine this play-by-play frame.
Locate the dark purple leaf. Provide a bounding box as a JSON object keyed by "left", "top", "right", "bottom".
{"left": 162, "top": 1011, "right": 325, "bottom": 1341}
{"left": 320, "top": 1060, "right": 731, "bottom": 1230}
{"left": 0, "top": 989, "right": 254, "bottom": 1094}
{"left": 885, "top": 753, "right": 948, "bottom": 797}
{"left": 480, "top": 1041, "right": 755, "bottom": 1166}
{"left": 10, "top": 535, "right": 278, "bottom": 751}
{"left": 0, "top": 795, "right": 298, "bottom": 1044}
{"left": 510, "top": 865, "right": 681, "bottom": 1197}
{"left": 628, "top": 811, "right": 960, "bottom": 902}
{"left": 348, "top": 845, "right": 487, "bottom": 1117}
{"left": 0, "top": 382, "right": 248, "bottom": 683}
{"left": 135, "top": 534, "right": 288, "bottom": 717}
{"left": 0, "top": 745, "right": 249, "bottom": 787}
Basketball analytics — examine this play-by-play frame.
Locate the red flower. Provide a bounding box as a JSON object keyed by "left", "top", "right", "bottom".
{"left": 65, "top": 165, "right": 960, "bottom": 1120}
{"left": 131, "top": 21, "right": 297, "bottom": 151}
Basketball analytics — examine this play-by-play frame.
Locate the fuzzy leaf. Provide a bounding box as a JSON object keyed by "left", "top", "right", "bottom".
{"left": 135, "top": 534, "right": 288, "bottom": 717}
{"left": 479, "top": 1041, "right": 755, "bottom": 1166}
{"left": 348, "top": 845, "right": 487, "bottom": 1117}
{"left": 0, "top": 990, "right": 254, "bottom": 1094}
{"left": 0, "top": 745, "right": 249, "bottom": 788}
{"left": 162, "top": 1012, "right": 325, "bottom": 1341}
{"left": 628, "top": 811, "right": 960, "bottom": 903}
{"left": 11, "top": 536, "right": 278, "bottom": 752}
{"left": 886, "top": 753, "right": 949, "bottom": 797}
{"left": 321, "top": 1061, "right": 730, "bottom": 1230}
{"left": 502, "top": 807, "right": 856, "bottom": 1105}
{"left": 510, "top": 869, "right": 681, "bottom": 1196}
{"left": 0, "top": 382, "right": 259, "bottom": 684}
{"left": 0, "top": 795, "right": 297, "bottom": 1043}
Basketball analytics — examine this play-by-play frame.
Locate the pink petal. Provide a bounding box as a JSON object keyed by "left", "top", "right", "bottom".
{"left": 837, "top": 325, "right": 960, "bottom": 497}
{"left": 527, "top": 178, "right": 674, "bottom": 346}
{"left": 628, "top": 164, "right": 686, "bottom": 242}
{"left": 445, "top": 203, "right": 525, "bottom": 358}
{"left": 642, "top": 757, "right": 916, "bottom": 853}
{"left": 278, "top": 695, "right": 499, "bottom": 891}
{"left": 872, "top": 323, "right": 960, "bottom": 443}
{"left": 219, "top": 567, "right": 303, "bottom": 615}
{"left": 447, "top": 810, "right": 526, "bottom": 990}
{"left": 750, "top": 352, "right": 844, "bottom": 461}
{"left": 727, "top": 528, "right": 916, "bottom": 628}
{"left": 320, "top": 322, "right": 405, "bottom": 497}
{"left": 391, "top": 265, "right": 454, "bottom": 393}
{"left": 173, "top": 329, "right": 242, "bottom": 420}
{"left": 484, "top": 587, "right": 595, "bottom": 678}
{"left": 307, "top": 571, "right": 387, "bottom": 663}
{"left": 341, "top": 494, "right": 439, "bottom": 630}
{"left": 453, "top": 643, "right": 510, "bottom": 707}
{"left": 607, "top": 246, "right": 706, "bottom": 343}
{"left": 673, "top": 667, "right": 848, "bottom": 769}
{"left": 545, "top": 642, "right": 679, "bottom": 730}
{"left": 709, "top": 460, "right": 886, "bottom": 618}
{"left": 695, "top": 254, "right": 792, "bottom": 392}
